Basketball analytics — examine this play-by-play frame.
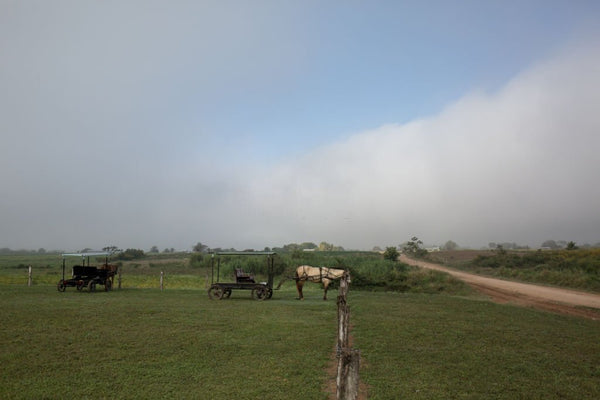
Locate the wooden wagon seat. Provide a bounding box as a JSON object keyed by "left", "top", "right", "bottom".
{"left": 234, "top": 268, "right": 255, "bottom": 283}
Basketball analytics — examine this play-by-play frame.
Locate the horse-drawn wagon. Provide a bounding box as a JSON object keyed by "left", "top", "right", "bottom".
{"left": 57, "top": 251, "right": 119, "bottom": 292}
{"left": 207, "top": 251, "right": 277, "bottom": 300}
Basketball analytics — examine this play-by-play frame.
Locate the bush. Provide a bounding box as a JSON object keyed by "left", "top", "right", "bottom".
{"left": 383, "top": 247, "right": 399, "bottom": 261}
{"left": 116, "top": 249, "right": 145, "bottom": 261}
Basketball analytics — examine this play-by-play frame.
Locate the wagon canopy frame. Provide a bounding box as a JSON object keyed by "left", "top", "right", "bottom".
{"left": 208, "top": 251, "right": 277, "bottom": 300}
{"left": 58, "top": 250, "right": 120, "bottom": 292}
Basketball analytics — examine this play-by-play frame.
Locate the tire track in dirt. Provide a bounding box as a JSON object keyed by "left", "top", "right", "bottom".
{"left": 400, "top": 254, "right": 600, "bottom": 320}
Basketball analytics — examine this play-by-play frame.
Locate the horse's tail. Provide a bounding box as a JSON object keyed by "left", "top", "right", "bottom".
{"left": 275, "top": 268, "right": 300, "bottom": 290}
{"left": 275, "top": 277, "right": 287, "bottom": 290}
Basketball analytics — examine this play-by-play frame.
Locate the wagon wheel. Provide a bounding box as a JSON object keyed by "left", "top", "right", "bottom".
{"left": 57, "top": 280, "right": 66, "bottom": 292}
{"left": 222, "top": 288, "right": 232, "bottom": 299}
{"left": 105, "top": 279, "right": 112, "bottom": 292}
{"left": 266, "top": 288, "right": 273, "bottom": 299}
{"left": 252, "top": 286, "right": 268, "bottom": 301}
{"left": 76, "top": 281, "right": 85, "bottom": 291}
{"left": 88, "top": 280, "right": 96, "bottom": 292}
{"left": 208, "top": 285, "right": 224, "bottom": 300}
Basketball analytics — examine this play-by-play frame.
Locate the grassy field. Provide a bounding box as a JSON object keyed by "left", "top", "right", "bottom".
{"left": 0, "top": 284, "right": 334, "bottom": 400}
{"left": 1, "top": 252, "right": 599, "bottom": 399}
{"left": 352, "top": 292, "right": 600, "bottom": 399}
{"left": 427, "top": 249, "right": 600, "bottom": 293}
{"left": 1, "top": 283, "right": 599, "bottom": 399}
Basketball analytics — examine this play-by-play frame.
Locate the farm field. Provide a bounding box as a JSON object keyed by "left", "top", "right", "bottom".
{"left": 426, "top": 249, "right": 600, "bottom": 293}
{"left": 1, "top": 283, "right": 599, "bottom": 399}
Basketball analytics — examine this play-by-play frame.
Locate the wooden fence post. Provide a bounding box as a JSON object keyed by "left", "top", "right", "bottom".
{"left": 160, "top": 271, "right": 164, "bottom": 291}
{"left": 339, "top": 348, "right": 360, "bottom": 399}
{"left": 336, "top": 271, "right": 360, "bottom": 400}
{"left": 118, "top": 267, "right": 122, "bottom": 290}
{"left": 28, "top": 265, "right": 32, "bottom": 287}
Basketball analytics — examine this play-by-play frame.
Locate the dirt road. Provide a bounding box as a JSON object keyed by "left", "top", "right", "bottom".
{"left": 400, "top": 254, "right": 600, "bottom": 320}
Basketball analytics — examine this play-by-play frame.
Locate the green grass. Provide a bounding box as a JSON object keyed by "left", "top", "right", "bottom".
{"left": 1, "top": 252, "right": 599, "bottom": 399}
{"left": 0, "top": 284, "right": 334, "bottom": 400}
{"left": 351, "top": 291, "right": 600, "bottom": 399}
{"left": 428, "top": 249, "right": 600, "bottom": 292}
{"left": 1, "top": 284, "right": 599, "bottom": 399}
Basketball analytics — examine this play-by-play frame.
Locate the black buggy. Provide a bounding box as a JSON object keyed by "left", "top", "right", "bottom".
{"left": 207, "top": 251, "right": 277, "bottom": 300}
{"left": 57, "top": 251, "right": 119, "bottom": 292}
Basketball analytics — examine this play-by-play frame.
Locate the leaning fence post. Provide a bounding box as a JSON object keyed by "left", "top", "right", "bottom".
{"left": 28, "top": 265, "right": 32, "bottom": 287}
{"left": 160, "top": 271, "right": 164, "bottom": 291}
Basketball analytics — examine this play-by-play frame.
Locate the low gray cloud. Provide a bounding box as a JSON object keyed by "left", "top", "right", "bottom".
{"left": 1, "top": 3, "right": 598, "bottom": 251}
{"left": 236, "top": 40, "right": 600, "bottom": 249}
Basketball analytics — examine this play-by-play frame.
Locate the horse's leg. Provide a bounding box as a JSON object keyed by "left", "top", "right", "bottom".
{"left": 323, "top": 279, "right": 330, "bottom": 300}
{"left": 296, "top": 280, "right": 304, "bottom": 300}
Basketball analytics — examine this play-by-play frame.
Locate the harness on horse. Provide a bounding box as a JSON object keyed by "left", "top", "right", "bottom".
{"left": 275, "top": 265, "right": 344, "bottom": 290}
{"left": 299, "top": 266, "right": 336, "bottom": 281}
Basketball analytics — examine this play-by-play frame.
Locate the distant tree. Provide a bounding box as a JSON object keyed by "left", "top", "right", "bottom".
{"left": 300, "top": 242, "right": 318, "bottom": 250}
{"left": 150, "top": 245, "right": 159, "bottom": 253}
{"left": 383, "top": 246, "right": 399, "bottom": 261}
{"left": 402, "top": 236, "right": 427, "bottom": 257}
{"left": 282, "top": 243, "right": 301, "bottom": 252}
{"left": 37, "top": 248, "right": 46, "bottom": 254}
{"left": 102, "top": 246, "right": 120, "bottom": 254}
{"left": 566, "top": 241, "right": 578, "bottom": 250}
{"left": 319, "top": 242, "right": 334, "bottom": 251}
{"left": 116, "top": 248, "right": 145, "bottom": 260}
{"left": 193, "top": 242, "right": 208, "bottom": 253}
{"left": 494, "top": 244, "right": 507, "bottom": 256}
{"left": 317, "top": 242, "right": 345, "bottom": 251}
{"left": 443, "top": 240, "right": 458, "bottom": 251}
{"left": 488, "top": 242, "right": 496, "bottom": 249}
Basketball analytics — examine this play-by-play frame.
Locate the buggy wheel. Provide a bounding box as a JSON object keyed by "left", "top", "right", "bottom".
{"left": 105, "top": 279, "right": 112, "bottom": 292}
{"left": 266, "top": 288, "right": 273, "bottom": 299}
{"left": 57, "top": 280, "right": 66, "bottom": 292}
{"left": 208, "top": 285, "right": 224, "bottom": 300}
{"left": 223, "top": 288, "right": 232, "bottom": 299}
{"left": 88, "top": 280, "right": 96, "bottom": 292}
{"left": 252, "top": 286, "right": 268, "bottom": 301}
{"left": 76, "top": 281, "right": 84, "bottom": 291}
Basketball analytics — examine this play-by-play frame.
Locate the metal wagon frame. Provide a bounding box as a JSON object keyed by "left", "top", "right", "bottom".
{"left": 207, "top": 251, "right": 277, "bottom": 300}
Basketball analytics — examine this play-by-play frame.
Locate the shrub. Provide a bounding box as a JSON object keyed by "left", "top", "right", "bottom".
{"left": 383, "top": 247, "right": 399, "bottom": 261}
{"left": 116, "top": 249, "right": 145, "bottom": 261}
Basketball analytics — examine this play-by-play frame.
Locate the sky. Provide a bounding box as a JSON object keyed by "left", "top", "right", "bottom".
{"left": 1, "top": 0, "right": 600, "bottom": 252}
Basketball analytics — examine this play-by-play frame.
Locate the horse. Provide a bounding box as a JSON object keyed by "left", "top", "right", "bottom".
{"left": 99, "top": 263, "right": 119, "bottom": 290}
{"left": 295, "top": 265, "right": 349, "bottom": 300}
